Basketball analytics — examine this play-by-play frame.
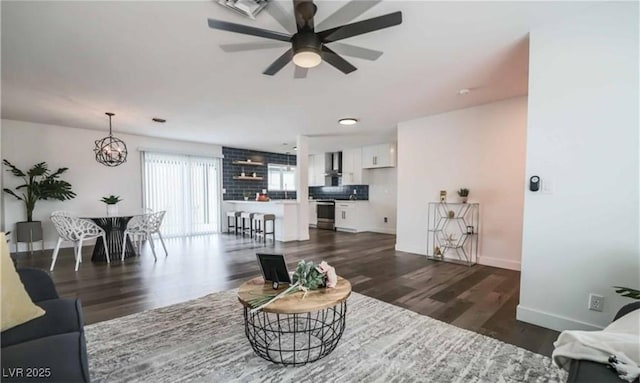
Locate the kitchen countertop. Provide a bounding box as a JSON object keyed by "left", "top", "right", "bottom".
{"left": 225, "top": 200, "right": 299, "bottom": 205}
{"left": 308, "top": 199, "right": 369, "bottom": 202}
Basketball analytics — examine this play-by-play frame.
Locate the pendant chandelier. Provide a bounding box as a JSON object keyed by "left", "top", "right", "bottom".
{"left": 94, "top": 112, "right": 127, "bottom": 167}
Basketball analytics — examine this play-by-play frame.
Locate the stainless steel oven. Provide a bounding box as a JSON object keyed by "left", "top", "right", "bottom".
{"left": 316, "top": 200, "right": 335, "bottom": 230}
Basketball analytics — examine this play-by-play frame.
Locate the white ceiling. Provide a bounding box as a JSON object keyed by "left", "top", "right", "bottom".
{"left": 1, "top": 1, "right": 595, "bottom": 154}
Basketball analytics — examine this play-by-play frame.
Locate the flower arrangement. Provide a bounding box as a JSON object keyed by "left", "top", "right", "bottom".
{"left": 248, "top": 260, "right": 337, "bottom": 312}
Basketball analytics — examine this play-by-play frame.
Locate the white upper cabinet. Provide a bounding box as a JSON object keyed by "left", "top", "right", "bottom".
{"left": 361, "top": 143, "right": 396, "bottom": 168}
{"left": 308, "top": 154, "right": 325, "bottom": 186}
{"left": 341, "top": 148, "right": 363, "bottom": 184}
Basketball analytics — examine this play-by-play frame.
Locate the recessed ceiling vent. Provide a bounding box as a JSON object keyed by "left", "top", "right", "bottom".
{"left": 217, "top": 0, "right": 268, "bottom": 19}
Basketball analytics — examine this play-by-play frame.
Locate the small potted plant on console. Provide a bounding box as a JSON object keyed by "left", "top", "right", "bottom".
{"left": 457, "top": 188, "right": 470, "bottom": 203}
{"left": 101, "top": 195, "right": 123, "bottom": 216}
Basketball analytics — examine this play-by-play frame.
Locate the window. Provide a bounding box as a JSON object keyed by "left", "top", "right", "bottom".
{"left": 142, "top": 152, "right": 222, "bottom": 237}
{"left": 268, "top": 164, "right": 296, "bottom": 191}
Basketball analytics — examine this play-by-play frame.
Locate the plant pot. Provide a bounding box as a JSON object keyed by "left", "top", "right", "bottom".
{"left": 106, "top": 204, "right": 119, "bottom": 217}
{"left": 243, "top": 197, "right": 249, "bottom": 201}
{"left": 459, "top": 197, "right": 468, "bottom": 203}
{"left": 16, "top": 221, "right": 43, "bottom": 243}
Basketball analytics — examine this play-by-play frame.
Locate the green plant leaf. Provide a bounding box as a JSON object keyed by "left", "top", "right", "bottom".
{"left": 613, "top": 286, "right": 640, "bottom": 300}
{"left": 36, "top": 179, "right": 76, "bottom": 201}
{"left": 3, "top": 188, "right": 23, "bottom": 200}
{"left": 27, "top": 162, "right": 48, "bottom": 177}
{"left": 3, "top": 159, "right": 26, "bottom": 177}
{"left": 47, "top": 167, "right": 69, "bottom": 179}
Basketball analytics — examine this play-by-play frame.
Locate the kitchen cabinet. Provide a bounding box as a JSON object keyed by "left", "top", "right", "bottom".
{"left": 341, "top": 148, "right": 363, "bottom": 184}
{"left": 334, "top": 201, "right": 371, "bottom": 232}
{"left": 308, "top": 154, "right": 325, "bottom": 186}
{"left": 335, "top": 202, "right": 355, "bottom": 231}
{"left": 308, "top": 201, "right": 317, "bottom": 226}
{"left": 362, "top": 143, "right": 396, "bottom": 169}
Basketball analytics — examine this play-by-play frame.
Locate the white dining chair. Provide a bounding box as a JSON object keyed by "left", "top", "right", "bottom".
{"left": 50, "top": 211, "right": 109, "bottom": 271}
{"left": 121, "top": 210, "right": 168, "bottom": 261}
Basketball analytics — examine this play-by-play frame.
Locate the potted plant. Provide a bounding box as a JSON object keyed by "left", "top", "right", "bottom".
{"left": 242, "top": 191, "right": 250, "bottom": 201}
{"left": 3, "top": 160, "right": 76, "bottom": 245}
{"left": 457, "top": 188, "right": 470, "bottom": 203}
{"left": 101, "top": 195, "right": 123, "bottom": 217}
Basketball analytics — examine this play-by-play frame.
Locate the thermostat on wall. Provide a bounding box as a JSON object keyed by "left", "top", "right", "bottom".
{"left": 529, "top": 176, "right": 540, "bottom": 192}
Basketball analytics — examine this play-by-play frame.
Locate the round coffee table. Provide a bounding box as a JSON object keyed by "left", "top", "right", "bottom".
{"left": 238, "top": 276, "right": 351, "bottom": 366}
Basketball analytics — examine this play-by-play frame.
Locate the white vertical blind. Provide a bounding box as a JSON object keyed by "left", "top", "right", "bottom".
{"left": 142, "top": 152, "right": 221, "bottom": 237}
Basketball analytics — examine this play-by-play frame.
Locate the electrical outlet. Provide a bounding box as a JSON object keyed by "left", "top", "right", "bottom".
{"left": 384, "top": 217, "right": 388, "bottom": 223}
{"left": 588, "top": 293, "right": 604, "bottom": 312}
{"left": 353, "top": 189, "right": 357, "bottom": 194}
{"left": 222, "top": 188, "right": 226, "bottom": 194}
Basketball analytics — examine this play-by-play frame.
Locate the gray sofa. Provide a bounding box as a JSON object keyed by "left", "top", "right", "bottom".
{"left": 567, "top": 301, "right": 640, "bottom": 383}
{"left": 1, "top": 268, "right": 90, "bottom": 382}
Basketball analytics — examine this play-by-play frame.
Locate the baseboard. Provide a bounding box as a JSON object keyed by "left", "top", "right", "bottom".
{"left": 362, "top": 227, "right": 396, "bottom": 235}
{"left": 478, "top": 256, "right": 521, "bottom": 271}
{"left": 394, "top": 243, "right": 426, "bottom": 255}
{"left": 516, "top": 304, "right": 604, "bottom": 332}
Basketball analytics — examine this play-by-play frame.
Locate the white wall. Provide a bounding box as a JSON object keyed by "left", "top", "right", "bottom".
{"left": 396, "top": 97, "right": 527, "bottom": 270}
{"left": 362, "top": 167, "right": 397, "bottom": 235}
{"left": 517, "top": 2, "right": 639, "bottom": 331}
{"left": 1, "top": 119, "right": 223, "bottom": 249}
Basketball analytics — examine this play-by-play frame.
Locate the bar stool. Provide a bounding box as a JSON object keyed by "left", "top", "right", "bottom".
{"left": 253, "top": 213, "right": 276, "bottom": 243}
{"left": 226, "top": 211, "right": 241, "bottom": 235}
{"left": 240, "top": 212, "right": 255, "bottom": 238}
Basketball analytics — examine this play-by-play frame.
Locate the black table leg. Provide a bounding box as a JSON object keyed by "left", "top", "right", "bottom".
{"left": 90, "top": 216, "right": 137, "bottom": 262}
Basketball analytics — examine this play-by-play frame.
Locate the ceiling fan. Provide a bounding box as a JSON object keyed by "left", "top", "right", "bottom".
{"left": 207, "top": 0, "right": 402, "bottom": 77}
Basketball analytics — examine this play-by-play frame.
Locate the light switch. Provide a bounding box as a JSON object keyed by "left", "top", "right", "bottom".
{"left": 541, "top": 178, "right": 554, "bottom": 194}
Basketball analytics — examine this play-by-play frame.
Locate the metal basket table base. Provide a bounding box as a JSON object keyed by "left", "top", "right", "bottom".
{"left": 243, "top": 301, "right": 347, "bottom": 366}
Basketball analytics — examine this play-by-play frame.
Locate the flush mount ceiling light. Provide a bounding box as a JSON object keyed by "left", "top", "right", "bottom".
{"left": 94, "top": 112, "right": 127, "bottom": 167}
{"left": 338, "top": 118, "right": 358, "bottom": 126}
{"left": 458, "top": 88, "right": 471, "bottom": 95}
{"left": 152, "top": 117, "right": 166, "bottom": 123}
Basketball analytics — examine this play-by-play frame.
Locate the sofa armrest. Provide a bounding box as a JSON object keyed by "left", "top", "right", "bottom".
{"left": 17, "top": 268, "right": 59, "bottom": 302}
{"left": 613, "top": 301, "right": 640, "bottom": 321}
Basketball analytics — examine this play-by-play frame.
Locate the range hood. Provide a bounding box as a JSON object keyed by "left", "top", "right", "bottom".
{"left": 324, "top": 152, "right": 342, "bottom": 186}
{"left": 324, "top": 152, "right": 342, "bottom": 176}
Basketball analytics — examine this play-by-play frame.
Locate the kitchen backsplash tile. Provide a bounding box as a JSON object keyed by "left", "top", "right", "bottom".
{"left": 223, "top": 146, "right": 296, "bottom": 201}
{"left": 309, "top": 185, "right": 369, "bottom": 200}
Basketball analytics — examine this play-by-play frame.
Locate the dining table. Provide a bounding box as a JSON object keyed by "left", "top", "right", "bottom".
{"left": 85, "top": 215, "right": 138, "bottom": 262}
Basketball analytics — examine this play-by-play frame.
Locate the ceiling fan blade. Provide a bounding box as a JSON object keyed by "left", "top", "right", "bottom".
{"left": 220, "top": 42, "right": 288, "bottom": 52}
{"left": 207, "top": 19, "right": 291, "bottom": 42}
{"left": 294, "top": 66, "right": 308, "bottom": 79}
{"left": 263, "top": 49, "right": 294, "bottom": 76}
{"left": 330, "top": 43, "right": 383, "bottom": 61}
{"left": 265, "top": 1, "right": 297, "bottom": 34}
{"left": 321, "top": 46, "right": 357, "bottom": 74}
{"left": 315, "top": 0, "right": 382, "bottom": 31}
{"left": 293, "top": 0, "right": 316, "bottom": 31}
{"left": 319, "top": 11, "right": 402, "bottom": 43}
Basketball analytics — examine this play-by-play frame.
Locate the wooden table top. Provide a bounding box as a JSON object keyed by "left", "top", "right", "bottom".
{"left": 237, "top": 276, "right": 352, "bottom": 314}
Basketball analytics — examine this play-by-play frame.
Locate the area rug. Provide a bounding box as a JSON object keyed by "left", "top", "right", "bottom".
{"left": 85, "top": 291, "right": 566, "bottom": 382}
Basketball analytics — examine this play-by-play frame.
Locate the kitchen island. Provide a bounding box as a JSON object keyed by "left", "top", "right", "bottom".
{"left": 223, "top": 200, "right": 302, "bottom": 242}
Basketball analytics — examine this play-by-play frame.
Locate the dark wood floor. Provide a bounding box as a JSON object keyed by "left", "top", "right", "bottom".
{"left": 14, "top": 229, "right": 559, "bottom": 357}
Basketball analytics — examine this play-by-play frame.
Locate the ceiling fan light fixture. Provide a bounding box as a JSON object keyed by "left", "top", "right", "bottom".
{"left": 293, "top": 50, "right": 322, "bottom": 68}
